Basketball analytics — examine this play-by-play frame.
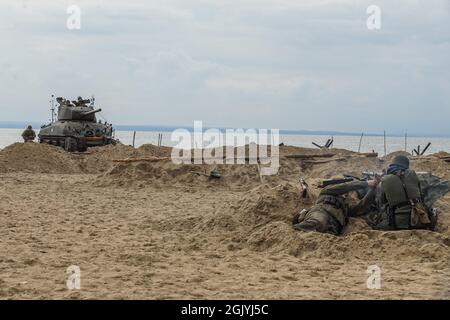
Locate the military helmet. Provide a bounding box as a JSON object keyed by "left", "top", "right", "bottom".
{"left": 27, "top": 125, "right": 32, "bottom": 130}
{"left": 391, "top": 155, "right": 410, "bottom": 169}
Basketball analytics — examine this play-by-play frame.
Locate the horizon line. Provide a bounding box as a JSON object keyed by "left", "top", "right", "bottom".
{"left": 0, "top": 121, "right": 448, "bottom": 139}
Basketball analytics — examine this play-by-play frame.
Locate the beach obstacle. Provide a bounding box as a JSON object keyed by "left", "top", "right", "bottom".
{"left": 358, "top": 133, "right": 364, "bottom": 153}
{"left": 157, "top": 133, "right": 163, "bottom": 147}
{"left": 312, "top": 137, "right": 334, "bottom": 150}
{"left": 413, "top": 142, "right": 431, "bottom": 156}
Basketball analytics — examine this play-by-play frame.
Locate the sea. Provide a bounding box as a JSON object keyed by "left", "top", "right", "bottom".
{"left": 1, "top": 127, "right": 449, "bottom": 156}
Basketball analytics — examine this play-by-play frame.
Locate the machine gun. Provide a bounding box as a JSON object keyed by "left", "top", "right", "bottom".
{"left": 343, "top": 171, "right": 384, "bottom": 182}
{"left": 320, "top": 177, "right": 354, "bottom": 188}
{"left": 321, "top": 171, "right": 384, "bottom": 187}
{"left": 320, "top": 171, "right": 384, "bottom": 199}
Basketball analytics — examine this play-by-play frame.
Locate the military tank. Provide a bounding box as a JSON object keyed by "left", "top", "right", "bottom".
{"left": 38, "top": 96, "right": 117, "bottom": 152}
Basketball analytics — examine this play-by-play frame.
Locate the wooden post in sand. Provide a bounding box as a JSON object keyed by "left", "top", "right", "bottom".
{"left": 132, "top": 131, "right": 136, "bottom": 148}
{"left": 358, "top": 132, "right": 364, "bottom": 153}
{"left": 383, "top": 131, "right": 387, "bottom": 157}
{"left": 256, "top": 163, "right": 264, "bottom": 184}
{"left": 421, "top": 142, "right": 431, "bottom": 156}
{"left": 405, "top": 133, "right": 408, "bottom": 152}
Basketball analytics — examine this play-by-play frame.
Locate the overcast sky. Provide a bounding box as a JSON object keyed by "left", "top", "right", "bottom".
{"left": 1, "top": 0, "right": 449, "bottom": 135}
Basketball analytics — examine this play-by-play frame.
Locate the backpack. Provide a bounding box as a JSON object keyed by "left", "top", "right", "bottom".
{"left": 399, "top": 177, "right": 435, "bottom": 230}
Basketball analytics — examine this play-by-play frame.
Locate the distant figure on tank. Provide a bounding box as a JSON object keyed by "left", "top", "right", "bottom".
{"left": 22, "top": 125, "right": 36, "bottom": 142}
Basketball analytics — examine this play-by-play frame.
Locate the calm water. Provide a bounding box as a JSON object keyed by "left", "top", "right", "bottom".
{"left": 1, "top": 128, "right": 449, "bottom": 156}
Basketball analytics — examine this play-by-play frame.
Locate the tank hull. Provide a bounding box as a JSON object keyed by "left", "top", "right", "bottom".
{"left": 38, "top": 120, "right": 116, "bottom": 152}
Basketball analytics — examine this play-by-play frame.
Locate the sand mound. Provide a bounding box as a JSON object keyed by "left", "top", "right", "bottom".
{"left": 434, "top": 151, "right": 450, "bottom": 158}
{"left": 0, "top": 142, "right": 156, "bottom": 175}
{"left": 138, "top": 144, "right": 172, "bottom": 158}
{"left": 98, "top": 160, "right": 198, "bottom": 187}
{"left": 0, "top": 142, "right": 178, "bottom": 175}
{"left": 0, "top": 143, "right": 81, "bottom": 174}
{"left": 97, "top": 160, "right": 267, "bottom": 188}
{"left": 78, "top": 144, "right": 141, "bottom": 174}
{"left": 383, "top": 151, "right": 412, "bottom": 163}
{"left": 246, "top": 221, "right": 450, "bottom": 262}
{"left": 412, "top": 156, "right": 450, "bottom": 180}
{"left": 434, "top": 193, "right": 450, "bottom": 233}
{"left": 231, "top": 183, "right": 307, "bottom": 226}
{"left": 303, "top": 155, "right": 384, "bottom": 180}
{"left": 192, "top": 182, "right": 311, "bottom": 240}
{"left": 279, "top": 145, "right": 356, "bottom": 157}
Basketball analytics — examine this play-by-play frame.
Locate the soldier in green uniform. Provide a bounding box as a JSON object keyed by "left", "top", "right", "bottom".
{"left": 22, "top": 125, "right": 36, "bottom": 142}
{"left": 292, "top": 178, "right": 380, "bottom": 235}
{"left": 372, "top": 155, "right": 438, "bottom": 230}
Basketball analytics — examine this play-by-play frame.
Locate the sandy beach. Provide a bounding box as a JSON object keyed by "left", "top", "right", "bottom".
{"left": 0, "top": 142, "right": 449, "bottom": 299}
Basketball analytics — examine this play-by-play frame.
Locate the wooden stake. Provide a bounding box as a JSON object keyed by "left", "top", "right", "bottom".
{"left": 303, "top": 157, "right": 346, "bottom": 165}
{"left": 256, "top": 163, "right": 264, "bottom": 184}
{"left": 285, "top": 153, "right": 335, "bottom": 159}
{"left": 404, "top": 133, "right": 408, "bottom": 152}
{"left": 132, "top": 131, "right": 136, "bottom": 148}
{"left": 358, "top": 132, "right": 364, "bottom": 153}
{"left": 328, "top": 137, "right": 334, "bottom": 148}
{"left": 112, "top": 156, "right": 169, "bottom": 163}
{"left": 421, "top": 142, "right": 431, "bottom": 156}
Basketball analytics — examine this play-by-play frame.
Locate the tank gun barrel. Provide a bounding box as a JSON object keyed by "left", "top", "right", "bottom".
{"left": 81, "top": 108, "right": 102, "bottom": 117}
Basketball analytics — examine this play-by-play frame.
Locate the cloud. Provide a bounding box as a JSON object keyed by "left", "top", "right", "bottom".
{"left": 206, "top": 74, "right": 305, "bottom": 96}
{"left": 0, "top": 0, "right": 449, "bottom": 134}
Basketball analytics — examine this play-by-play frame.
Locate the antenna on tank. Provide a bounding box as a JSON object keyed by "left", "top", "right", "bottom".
{"left": 90, "top": 95, "right": 95, "bottom": 107}
{"left": 50, "top": 94, "right": 55, "bottom": 123}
